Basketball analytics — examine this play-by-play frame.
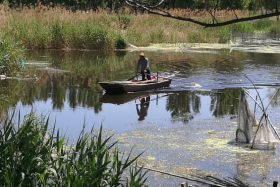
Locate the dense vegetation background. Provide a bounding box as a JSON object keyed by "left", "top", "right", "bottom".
{"left": 0, "top": 0, "right": 280, "bottom": 74}
{"left": 1, "top": 0, "right": 277, "bottom": 13}
{"left": 0, "top": 1, "right": 279, "bottom": 185}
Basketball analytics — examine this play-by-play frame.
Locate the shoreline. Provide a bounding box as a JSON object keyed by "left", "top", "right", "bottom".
{"left": 127, "top": 42, "right": 280, "bottom": 54}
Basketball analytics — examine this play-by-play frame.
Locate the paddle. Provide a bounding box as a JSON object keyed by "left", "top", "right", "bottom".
{"left": 128, "top": 71, "right": 178, "bottom": 81}
{"left": 127, "top": 73, "right": 139, "bottom": 81}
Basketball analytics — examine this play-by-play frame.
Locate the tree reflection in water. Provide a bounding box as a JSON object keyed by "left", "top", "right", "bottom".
{"left": 165, "top": 89, "right": 241, "bottom": 124}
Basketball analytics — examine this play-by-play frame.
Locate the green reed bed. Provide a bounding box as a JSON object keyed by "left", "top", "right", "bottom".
{"left": 4, "top": 6, "right": 128, "bottom": 50}
{"left": 0, "top": 111, "right": 147, "bottom": 186}
{"left": 126, "top": 14, "right": 232, "bottom": 45}
{"left": 127, "top": 15, "right": 280, "bottom": 45}
{"left": 0, "top": 32, "right": 25, "bottom": 74}
{"left": 2, "top": 5, "right": 280, "bottom": 49}
{"left": 8, "top": 17, "right": 127, "bottom": 50}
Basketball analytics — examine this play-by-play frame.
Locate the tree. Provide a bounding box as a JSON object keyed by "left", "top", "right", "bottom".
{"left": 124, "top": 0, "right": 280, "bottom": 28}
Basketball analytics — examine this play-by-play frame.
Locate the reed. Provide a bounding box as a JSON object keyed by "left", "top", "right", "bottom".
{"left": 0, "top": 110, "right": 147, "bottom": 186}
{"left": 1, "top": 4, "right": 280, "bottom": 49}
{"left": 0, "top": 32, "right": 25, "bottom": 74}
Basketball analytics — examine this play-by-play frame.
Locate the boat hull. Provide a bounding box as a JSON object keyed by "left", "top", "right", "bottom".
{"left": 99, "top": 79, "right": 171, "bottom": 94}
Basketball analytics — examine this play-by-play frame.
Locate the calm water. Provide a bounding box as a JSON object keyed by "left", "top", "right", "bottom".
{"left": 1, "top": 48, "right": 280, "bottom": 186}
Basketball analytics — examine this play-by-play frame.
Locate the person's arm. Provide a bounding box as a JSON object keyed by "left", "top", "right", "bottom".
{"left": 135, "top": 60, "right": 140, "bottom": 73}
{"left": 145, "top": 58, "right": 150, "bottom": 70}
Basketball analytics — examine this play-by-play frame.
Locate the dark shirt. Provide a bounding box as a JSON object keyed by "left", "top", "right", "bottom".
{"left": 136, "top": 57, "right": 150, "bottom": 72}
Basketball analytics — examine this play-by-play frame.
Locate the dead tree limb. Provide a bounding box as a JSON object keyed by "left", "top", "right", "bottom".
{"left": 125, "top": 0, "right": 280, "bottom": 28}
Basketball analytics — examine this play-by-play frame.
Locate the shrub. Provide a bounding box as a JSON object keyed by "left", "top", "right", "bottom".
{"left": 0, "top": 32, "right": 25, "bottom": 75}
{"left": 115, "top": 32, "right": 127, "bottom": 49}
{"left": 0, "top": 111, "right": 148, "bottom": 186}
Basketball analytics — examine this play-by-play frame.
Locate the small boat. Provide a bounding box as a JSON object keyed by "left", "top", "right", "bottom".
{"left": 99, "top": 75, "right": 171, "bottom": 94}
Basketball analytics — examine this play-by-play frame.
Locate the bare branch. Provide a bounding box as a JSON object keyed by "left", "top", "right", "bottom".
{"left": 260, "top": 0, "right": 264, "bottom": 15}
{"left": 155, "top": 7, "right": 171, "bottom": 16}
{"left": 126, "top": 0, "right": 168, "bottom": 9}
{"left": 207, "top": 0, "right": 220, "bottom": 24}
{"left": 206, "top": 9, "right": 218, "bottom": 24}
{"left": 226, "top": 0, "right": 239, "bottom": 19}
{"left": 125, "top": 0, "right": 280, "bottom": 28}
{"left": 138, "top": 8, "right": 280, "bottom": 28}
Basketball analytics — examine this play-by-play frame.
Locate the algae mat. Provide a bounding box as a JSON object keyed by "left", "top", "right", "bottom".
{"left": 129, "top": 42, "right": 280, "bottom": 54}
{"left": 114, "top": 114, "right": 280, "bottom": 187}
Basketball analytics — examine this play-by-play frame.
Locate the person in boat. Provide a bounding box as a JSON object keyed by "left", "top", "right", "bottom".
{"left": 136, "top": 96, "right": 150, "bottom": 121}
{"left": 135, "top": 52, "right": 151, "bottom": 81}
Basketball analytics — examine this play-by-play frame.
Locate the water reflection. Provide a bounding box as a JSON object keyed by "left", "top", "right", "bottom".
{"left": 210, "top": 89, "right": 240, "bottom": 117}
{"left": 236, "top": 150, "right": 277, "bottom": 185}
{"left": 1, "top": 49, "right": 280, "bottom": 186}
{"left": 98, "top": 89, "right": 244, "bottom": 124}
{"left": 166, "top": 92, "right": 197, "bottom": 123}
{"left": 17, "top": 69, "right": 103, "bottom": 113}
{"left": 3, "top": 55, "right": 280, "bottom": 126}
{"left": 136, "top": 96, "right": 150, "bottom": 121}
{"left": 99, "top": 92, "right": 151, "bottom": 104}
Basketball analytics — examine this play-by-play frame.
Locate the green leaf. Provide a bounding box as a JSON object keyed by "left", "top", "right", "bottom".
{"left": 47, "top": 168, "right": 58, "bottom": 178}
{"left": 39, "top": 173, "right": 45, "bottom": 185}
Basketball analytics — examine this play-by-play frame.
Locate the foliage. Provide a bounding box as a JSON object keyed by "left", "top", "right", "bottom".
{"left": 7, "top": 12, "right": 117, "bottom": 50}
{"left": 0, "top": 110, "right": 148, "bottom": 186}
{"left": 0, "top": 32, "right": 25, "bottom": 75}
{"left": 232, "top": 22, "right": 255, "bottom": 32}
{"left": 269, "top": 22, "right": 280, "bottom": 34}
{"left": 119, "top": 14, "right": 133, "bottom": 29}
{"left": 0, "top": 4, "right": 280, "bottom": 50}
{"left": 1, "top": 0, "right": 277, "bottom": 13}
{"left": 115, "top": 32, "right": 128, "bottom": 49}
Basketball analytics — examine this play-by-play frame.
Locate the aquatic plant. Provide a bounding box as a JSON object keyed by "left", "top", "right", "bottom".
{"left": 0, "top": 110, "right": 148, "bottom": 186}
{"left": 0, "top": 32, "right": 25, "bottom": 75}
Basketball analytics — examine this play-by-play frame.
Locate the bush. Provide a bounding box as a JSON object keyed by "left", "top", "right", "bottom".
{"left": 0, "top": 111, "right": 148, "bottom": 186}
{"left": 119, "top": 14, "right": 133, "bottom": 29}
{"left": 115, "top": 33, "right": 127, "bottom": 49}
{"left": 0, "top": 32, "right": 25, "bottom": 75}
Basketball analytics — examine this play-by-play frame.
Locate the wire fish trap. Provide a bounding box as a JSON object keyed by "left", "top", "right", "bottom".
{"left": 237, "top": 84, "right": 280, "bottom": 150}
{"left": 251, "top": 122, "right": 277, "bottom": 150}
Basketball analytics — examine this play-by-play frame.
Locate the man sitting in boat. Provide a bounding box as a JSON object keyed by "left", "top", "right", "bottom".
{"left": 135, "top": 52, "right": 151, "bottom": 81}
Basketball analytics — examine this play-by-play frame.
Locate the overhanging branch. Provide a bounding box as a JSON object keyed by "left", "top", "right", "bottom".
{"left": 125, "top": 0, "right": 280, "bottom": 28}
{"left": 143, "top": 8, "right": 280, "bottom": 28}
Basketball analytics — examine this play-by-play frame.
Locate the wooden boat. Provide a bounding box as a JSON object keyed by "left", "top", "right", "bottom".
{"left": 99, "top": 75, "right": 171, "bottom": 94}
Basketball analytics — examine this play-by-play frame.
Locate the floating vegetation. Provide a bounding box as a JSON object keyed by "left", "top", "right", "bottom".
{"left": 114, "top": 115, "right": 280, "bottom": 186}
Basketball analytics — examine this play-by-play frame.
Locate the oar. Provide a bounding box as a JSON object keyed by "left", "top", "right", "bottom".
{"left": 127, "top": 73, "right": 139, "bottom": 81}
{"left": 145, "top": 72, "right": 177, "bottom": 79}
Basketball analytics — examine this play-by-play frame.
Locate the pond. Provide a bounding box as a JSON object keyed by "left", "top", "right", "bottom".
{"left": 1, "top": 47, "right": 280, "bottom": 186}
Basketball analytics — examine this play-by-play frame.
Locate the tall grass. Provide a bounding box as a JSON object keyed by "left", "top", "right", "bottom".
{"left": 0, "top": 111, "right": 147, "bottom": 186}
{"left": 0, "top": 32, "right": 25, "bottom": 74}
{"left": 3, "top": 4, "right": 128, "bottom": 50}
{"left": 1, "top": 4, "right": 280, "bottom": 49}
{"left": 8, "top": 14, "right": 121, "bottom": 50}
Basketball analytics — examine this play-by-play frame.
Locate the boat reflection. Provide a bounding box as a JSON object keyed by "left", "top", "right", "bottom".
{"left": 99, "top": 92, "right": 153, "bottom": 105}
{"left": 99, "top": 92, "right": 154, "bottom": 121}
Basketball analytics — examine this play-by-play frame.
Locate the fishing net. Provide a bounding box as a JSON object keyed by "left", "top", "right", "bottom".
{"left": 236, "top": 89, "right": 255, "bottom": 143}
{"left": 252, "top": 122, "right": 277, "bottom": 150}
{"left": 237, "top": 88, "right": 277, "bottom": 150}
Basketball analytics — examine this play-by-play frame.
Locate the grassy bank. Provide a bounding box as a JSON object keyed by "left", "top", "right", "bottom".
{"left": 1, "top": 4, "right": 280, "bottom": 50}
{"left": 0, "top": 111, "right": 147, "bottom": 186}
